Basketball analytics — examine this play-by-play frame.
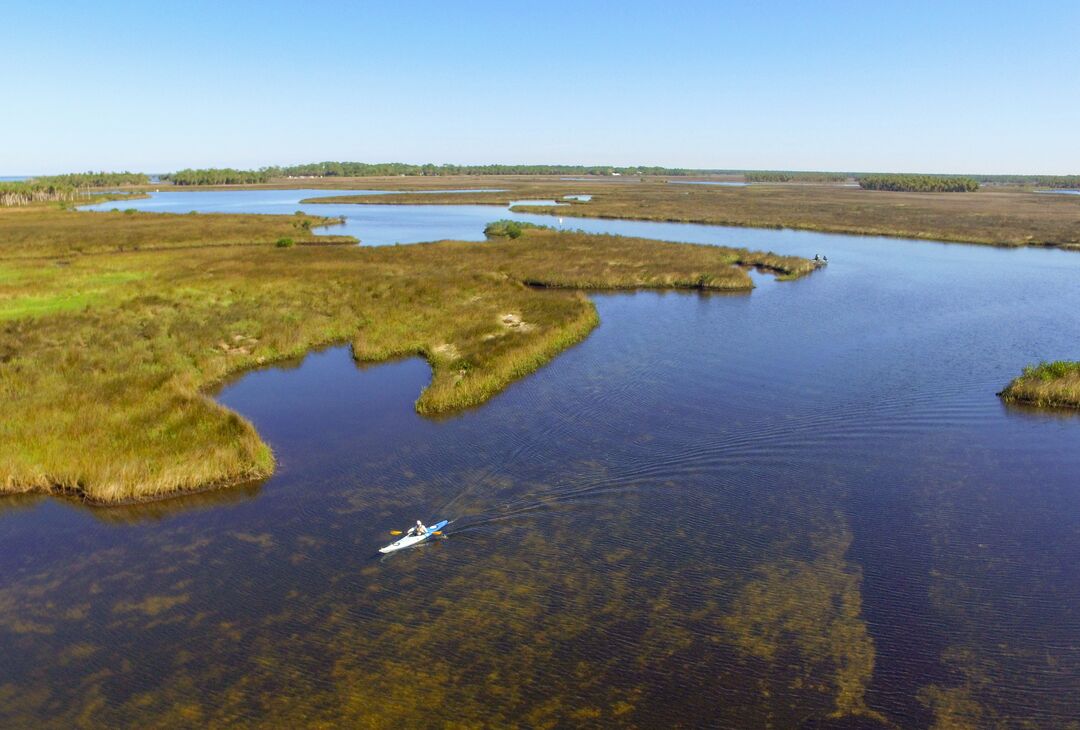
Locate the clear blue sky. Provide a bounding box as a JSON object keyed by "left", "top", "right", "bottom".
{"left": 3, "top": 1, "right": 1078, "bottom": 175}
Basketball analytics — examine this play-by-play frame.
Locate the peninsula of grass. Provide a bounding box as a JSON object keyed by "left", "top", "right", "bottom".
{"left": 299, "top": 180, "right": 600, "bottom": 207}
{"left": 999, "top": 361, "right": 1080, "bottom": 409}
{"left": 294, "top": 176, "right": 1080, "bottom": 250}
{"left": 0, "top": 205, "right": 813, "bottom": 504}
{"left": 304, "top": 191, "right": 523, "bottom": 206}
{"left": 520, "top": 182, "right": 1080, "bottom": 249}
{"left": 0, "top": 206, "right": 349, "bottom": 258}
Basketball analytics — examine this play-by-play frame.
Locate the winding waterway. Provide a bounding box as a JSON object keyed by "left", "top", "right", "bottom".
{"left": 4, "top": 191, "right": 1080, "bottom": 727}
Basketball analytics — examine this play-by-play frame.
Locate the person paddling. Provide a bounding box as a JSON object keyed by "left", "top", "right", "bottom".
{"left": 409, "top": 520, "right": 427, "bottom": 537}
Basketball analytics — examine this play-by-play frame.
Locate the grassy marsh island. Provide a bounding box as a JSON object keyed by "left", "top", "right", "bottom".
{"left": 999, "top": 361, "right": 1080, "bottom": 409}
{"left": 302, "top": 190, "right": 565, "bottom": 206}
{"left": 287, "top": 174, "right": 1080, "bottom": 250}
{"left": 0, "top": 205, "right": 813, "bottom": 504}
{"left": 512, "top": 179, "right": 1080, "bottom": 249}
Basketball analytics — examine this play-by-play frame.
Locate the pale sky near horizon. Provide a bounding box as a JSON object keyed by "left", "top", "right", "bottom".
{"left": 3, "top": 1, "right": 1078, "bottom": 175}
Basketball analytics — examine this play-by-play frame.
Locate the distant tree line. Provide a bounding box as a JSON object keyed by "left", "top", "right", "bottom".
{"left": 165, "top": 168, "right": 275, "bottom": 185}
{"left": 857, "top": 175, "right": 979, "bottom": 192}
{"left": 31, "top": 171, "right": 149, "bottom": 187}
{"left": 1041, "top": 176, "right": 1080, "bottom": 189}
{"left": 744, "top": 171, "right": 848, "bottom": 183}
{"left": 153, "top": 162, "right": 731, "bottom": 185}
{"left": 270, "top": 162, "right": 707, "bottom": 178}
{"left": 151, "top": 163, "right": 1078, "bottom": 189}
{"left": 971, "top": 174, "right": 1080, "bottom": 189}
{"left": 0, "top": 181, "right": 80, "bottom": 206}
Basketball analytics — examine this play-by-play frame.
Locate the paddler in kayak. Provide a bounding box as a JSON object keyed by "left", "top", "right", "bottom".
{"left": 407, "top": 520, "right": 428, "bottom": 537}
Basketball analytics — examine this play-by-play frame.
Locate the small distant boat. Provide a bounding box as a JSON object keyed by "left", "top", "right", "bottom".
{"left": 379, "top": 520, "right": 449, "bottom": 554}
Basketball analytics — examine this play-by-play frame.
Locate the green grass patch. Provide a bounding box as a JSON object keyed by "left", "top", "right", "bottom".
{"left": 0, "top": 268, "right": 147, "bottom": 320}
{"left": 1, "top": 291, "right": 103, "bottom": 320}
{"left": 0, "top": 207, "right": 816, "bottom": 503}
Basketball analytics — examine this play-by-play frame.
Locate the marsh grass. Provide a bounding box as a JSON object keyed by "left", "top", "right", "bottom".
{"left": 999, "top": 361, "right": 1080, "bottom": 409}
{"left": 305, "top": 191, "right": 518, "bottom": 206}
{"left": 298, "top": 175, "right": 1080, "bottom": 249}
{"left": 0, "top": 210, "right": 813, "bottom": 503}
{"left": 0, "top": 206, "right": 348, "bottom": 259}
{"left": 531, "top": 183, "right": 1080, "bottom": 248}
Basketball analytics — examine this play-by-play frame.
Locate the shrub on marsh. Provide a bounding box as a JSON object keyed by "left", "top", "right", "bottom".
{"left": 484, "top": 220, "right": 546, "bottom": 239}
{"left": 858, "top": 175, "right": 979, "bottom": 193}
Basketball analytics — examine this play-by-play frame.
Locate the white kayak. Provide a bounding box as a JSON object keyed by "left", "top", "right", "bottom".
{"left": 379, "top": 520, "right": 449, "bottom": 554}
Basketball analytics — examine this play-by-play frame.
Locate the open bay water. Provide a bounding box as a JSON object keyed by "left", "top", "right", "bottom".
{"left": 3, "top": 192, "right": 1080, "bottom": 726}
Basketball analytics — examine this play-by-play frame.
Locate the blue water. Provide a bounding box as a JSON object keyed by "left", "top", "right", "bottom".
{"left": 79, "top": 188, "right": 997, "bottom": 262}
{"left": 5, "top": 189, "right": 1080, "bottom": 726}
{"left": 80, "top": 189, "right": 543, "bottom": 245}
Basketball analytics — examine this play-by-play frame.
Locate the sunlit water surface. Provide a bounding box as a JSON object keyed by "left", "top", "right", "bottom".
{"left": 3, "top": 191, "right": 1080, "bottom": 727}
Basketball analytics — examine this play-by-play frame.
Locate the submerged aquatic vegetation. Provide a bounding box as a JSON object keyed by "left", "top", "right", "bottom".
{"left": 0, "top": 453, "right": 887, "bottom": 727}
{"left": 723, "top": 527, "right": 885, "bottom": 723}
{"left": 0, "top": 207, "right": 814, "bottom": 503}
{"left": 998, "top": 360, "right": 1080, "bottom": 409}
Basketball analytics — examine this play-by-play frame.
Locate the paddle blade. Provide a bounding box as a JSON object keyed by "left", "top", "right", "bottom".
{"left": 390, "top": 530, "right": 403, "bottom": 535}
{"left": 434, "top": 531, "right": 442, "bottom": 535}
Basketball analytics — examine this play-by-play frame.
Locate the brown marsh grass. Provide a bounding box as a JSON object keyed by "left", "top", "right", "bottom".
{"left": 999, "top": 361, "right": 1080, "bottom": 409}
{"left": 0, "top": 207, "right": 813, "bottom": 503}
{"left": 517, "top": 182, "right": 1080, "bottom": 249}
{"left": 0, "top": 206, "right": 349, "bottom": 258}
{"left": 291, "top": 175, "right": 1080, "bottom": 250}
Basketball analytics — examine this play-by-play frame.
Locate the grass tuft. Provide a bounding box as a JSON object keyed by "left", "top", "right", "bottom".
{"left": 999, "top": 361, "right": 1080, "bottom": 409}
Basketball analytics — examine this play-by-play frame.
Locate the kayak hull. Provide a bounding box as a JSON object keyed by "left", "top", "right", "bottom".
{"left": 379, "top": 520, "right": 449, "bottom": 554}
